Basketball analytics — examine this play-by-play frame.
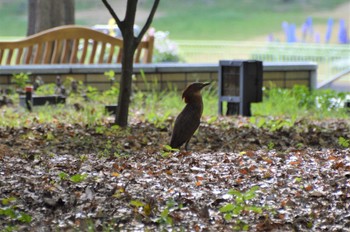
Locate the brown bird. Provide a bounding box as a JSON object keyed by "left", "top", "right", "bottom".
{"left": 170, "top": 82, "right": 210, "bottom": 150}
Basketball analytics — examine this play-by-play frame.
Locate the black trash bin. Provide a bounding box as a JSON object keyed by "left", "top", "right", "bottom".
{"left": 218, "top": 60, "right": 263, "bottom": 116}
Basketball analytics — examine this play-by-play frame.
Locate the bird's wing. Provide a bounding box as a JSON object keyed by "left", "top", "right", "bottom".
{"left": 170, "top": 108, "right": 200, "bottom": 148}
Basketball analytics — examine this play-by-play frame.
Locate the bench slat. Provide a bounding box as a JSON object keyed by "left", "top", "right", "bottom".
{"left": 98, "top": 42, "right": 106, "bottom": 64}
{"left": 80, "top": 39, "right": 89, "bottom": 64}
{"left": 6, "top": 49, "right": 13, "bottom": 65}
{"left": 33, "top": 44, "right": 43, "bottom": 64}
{"left": 144, "top": 35, "right": 154, "bottom": 63}
{"left": 0, "top": 49, "right": 3, "bottom": 64}
{"left": 107, "top": 45, "right": 114, "bottom": 63}
{"left": 25, "top": 46, "right": 33, "bottom": 64}
{"left": 43, "top": 41, "right": 53, "bottom": 63}
{"left": 52, "top": 40, "right": 63, "bottom": 64}
{"left": 89, "top": 40, "right": 98, "bottom": 64}
{"left": 70, "top": 39, "right": 79, "bottom": 64}
{"left": 135, "top": 44, "right": 142, "bottom": 63}
{"left": 16, "top": 48, "right": 23, "bottom": 64}
{"left": 0, "top": 25, "right": 154, "bottom": 65}
{"left": 60, "top": 40, "right": 69, "bottom": 63}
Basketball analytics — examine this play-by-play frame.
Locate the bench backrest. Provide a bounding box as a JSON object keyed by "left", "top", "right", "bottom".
{"left": 0, "top": 25, "right": 154, "bottom": 65}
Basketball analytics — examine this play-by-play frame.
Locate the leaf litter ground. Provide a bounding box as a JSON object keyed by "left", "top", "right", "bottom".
{"left": 1, "top": 117, "right": 350, "bottom": 231}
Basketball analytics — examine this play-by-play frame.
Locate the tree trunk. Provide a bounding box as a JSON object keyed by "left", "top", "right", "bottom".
{"left": 116, "top": 41, "right": 137, "bottom": 126}
{"left": 27, "top": 0, "right": 75, "bottom": 36}
{"left": 102, "top": 0, "right": 159, "bottom": 127}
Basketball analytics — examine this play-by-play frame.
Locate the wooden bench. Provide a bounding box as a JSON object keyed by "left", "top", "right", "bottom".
{"left": 0, "top": 25, "right": 154, "bottom": 65}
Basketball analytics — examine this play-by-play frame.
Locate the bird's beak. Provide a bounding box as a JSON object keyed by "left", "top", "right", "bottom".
{"left": 202, "top": 82, "right": 210, "bottom": 88}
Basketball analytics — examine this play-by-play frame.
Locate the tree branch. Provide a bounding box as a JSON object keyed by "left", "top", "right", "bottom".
{"left": 136, "top": 0, "right": 160, "bottom": 42}
{"left": 101, "top": 0, "right": 122, "bottom": 28}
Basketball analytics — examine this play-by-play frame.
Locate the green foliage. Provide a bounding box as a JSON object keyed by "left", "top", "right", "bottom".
{"left": 103, "top": 70, "right": 120, "bottom": 97}
{"left": 104, "top": 70, "right": 116, "bottom": 82}
{"left": 252, "top": 85, "right": 350, "bottom": 119}
{"left": 220, "top": 186, "right": 265, "bottom": 230}
{"left": 58, "top": 172, "right": 88, "bottom": 183}
{"left": 12, "top": 72, "right": 30, "bottom": 89}
{"left": 35, "top": 83, "right": 56, "bottom": 96}
{"left": 0, "top": 79, "right": 348, "bottom": 129}
{"left": 130, "top": 200, "right": 145, "bottom": 208}
{"left": 0, "top": 197, "right": 32, "bottom": 230}
{"left": 98, "top": 140, "right": 118, "bottom": 158}
{"left": 129, "top": 199, "right": 153, "bottom": 219}
{"left": 338, "top": 137, "right": 349, "bottom": 148}
{"left": 70, "top": 173, "right": 88, "bottom": 183}
{"left": 64, "top": 77, "right": 85, "bottom": 94}
{"left": 129, "top": 198, "right": 180, "bottom": 228}
{"left": 267, "top": 141, "right": 275, "bottom": 150}
{"left": 156, "top": 199, "right": 181, "bottom": 227}
{"left": 85, "top": 86, "right": 99, "bottom": 100}
{"left": 130, "top": 73, "right": 181, "bottom": 127}
{"left": 1, "top": 197, "right": 17, "bottom": 206}
{"left": 83, "top": 106, "right": 104, "bottom": 127}
{"left": 250, "top": 116, "right": 297, "bottom": 132}
{"left": 58, "top": 172, "right": 69, "bottom": 181}
{"left": 95, "top": 126, "right": 106, "bottom": 134}
{"left": 103, "top": 85, "right": 119, "bottom": 97}
{"left": 45, "top": 131, "right": 55, "bottom": 141}
{"left": 160, "top": 145, "right": 179, "bottom": 158}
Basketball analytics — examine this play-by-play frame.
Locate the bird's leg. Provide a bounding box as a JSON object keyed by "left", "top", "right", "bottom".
{"left": 185, "top": 140, "right": 190, "bottom": 151}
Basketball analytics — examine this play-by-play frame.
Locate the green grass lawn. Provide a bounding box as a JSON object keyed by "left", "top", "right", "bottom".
{"left": 153, "top": 0, "right": 350, "bottom": 40}
{"left": 1, "top": 0, "right": 349, "bottom": 40}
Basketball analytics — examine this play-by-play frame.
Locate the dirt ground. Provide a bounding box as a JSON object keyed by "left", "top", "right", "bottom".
{"left": 1, "top": 118, "right": 350, "bottom": 231}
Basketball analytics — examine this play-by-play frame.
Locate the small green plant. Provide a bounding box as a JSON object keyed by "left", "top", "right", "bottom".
{"left": 130, "top": 200, "right": 146, "bottom": 208}
{"left": 129, "top": 198, "right": 179, "bottom": 227}
{"left": 95, "top": 125, "right": 107, "bottom": 134}
{"left": 161, "top": 145, "right": 179, "bottom": 158}
{"left": 84, "top": 106, "right": 104, "bottom": 127}
{"left": 156, "top": 199, "right": 181, "bottom": 227}
{"left": 12, "top": 72, "right": 30, "bottom": 89}
{"left": 85, "top": 85, "right": 99, "bottom": 100}
{"left": 250, "top": 116, "right": 296, "bottom": 132}
{"left": 70, "top": 173, "right": 88, "bottom": 183}
{"left": 58, "top": 172, "right": 88, "bottom": 183}
{"left": 338, "top": 137, "right": 349, "bottom": 148}
{"left": 267, "top": 141, "right": 275, "bottom": 150}
{"left": 104, "top": 70, "right": 116, "bottom": 82}
{"left": 98, "top": 140, "right": 121, "bottom": 158}
{"left": 79, "top": 154, "right": 88, "bottom": 162}
{"left": 58, "top": 172, "right": 69, "bottom": 181}
{"left": 157, "top": 206, "right": 173, "bottom": 226}
{"left": 35, "top": 83, "right": 56, "bottom": 96}
{"left": 0, "top": 197, "right": 32, "bottom": 230}
{"left": 46, "top": 131, "right": 55, "bottom": 141}
{"left": 129, "top": 200, "right": 152, "bottom": 218}
{"left": 220, "top": 186, "right": 265, "bottom": 230}
{"left": 103, "top": 70, "right": 120, "bottom": 97}
{"left": 103, "top": 85, "right": 119, "bottom": 97}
